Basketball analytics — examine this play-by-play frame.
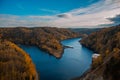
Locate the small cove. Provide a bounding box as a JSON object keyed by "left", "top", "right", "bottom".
{"left": 20, "top": 38, "right": 93, "bottom": 80}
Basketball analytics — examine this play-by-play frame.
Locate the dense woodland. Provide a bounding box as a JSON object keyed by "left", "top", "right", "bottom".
{"left": 0, "top": 39, "right": 38, "bottom": 80}
{"left": 79, "top": 25, "right": 120, "bottom": 80}
{"left": 0, "top": 27, "right": 80, "bottom": 58}
{"left": 0, "top": 27, "right": 80, "bottom": 80}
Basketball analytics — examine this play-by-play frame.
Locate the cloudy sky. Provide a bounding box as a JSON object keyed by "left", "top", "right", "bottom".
{"left": 0, "top": 0, "right": 120, "bottom": 28}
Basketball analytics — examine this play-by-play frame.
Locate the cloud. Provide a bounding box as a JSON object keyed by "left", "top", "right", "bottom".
{"left": 53, "top": 0, "right": 120, "bottom": 28}
{"left": 108, "top": 14, "right": 120, "bottom": 24}
{"left": 0, "top": 0, "right": 120, "bottom": 28}
{"left": 57, "top": 13, "right": 72, "bottom": 18}
{"left": 101, "top": 14, "right": 120, "bottom": 26}
{"left": 39, "top": 9, "right": 60, "bottom": 14}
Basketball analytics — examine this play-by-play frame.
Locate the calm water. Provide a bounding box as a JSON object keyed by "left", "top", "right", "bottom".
{"left": 20, "top": 38, "right": 93, "bottom": 80}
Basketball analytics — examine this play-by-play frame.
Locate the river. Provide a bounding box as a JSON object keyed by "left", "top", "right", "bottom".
{"left": 20, "top": 38, "right": 93, "bottom": 80}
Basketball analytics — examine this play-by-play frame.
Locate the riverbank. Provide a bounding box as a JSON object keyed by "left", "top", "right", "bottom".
{"left": 0, "top": 27, "right": 81, "bottom": 58}
{"left": 78, "top": 25, "right": 120, "bottom": 80}
{"left": 21, "top": 38, "right": 93, "bottom": 80}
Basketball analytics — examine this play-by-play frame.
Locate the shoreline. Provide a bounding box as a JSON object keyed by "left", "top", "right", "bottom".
{"left": 18, "top": 37, "right": 81, "bottom": 59}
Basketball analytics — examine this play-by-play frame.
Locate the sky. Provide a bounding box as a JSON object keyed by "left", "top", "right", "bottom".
{"left": 0, "top": 0, "right": 120, "bottom": 28}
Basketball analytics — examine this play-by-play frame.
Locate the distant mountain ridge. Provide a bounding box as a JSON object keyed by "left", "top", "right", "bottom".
{"left": 69, "top": 28, "right": 102, "bottom": 35}
{"left": 77, "top": 25, "right": 120, "bottom": 80}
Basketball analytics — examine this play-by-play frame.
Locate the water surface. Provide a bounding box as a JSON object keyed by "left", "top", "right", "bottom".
{"left": 20, "top": 38, "right": 93, "bottom": 80}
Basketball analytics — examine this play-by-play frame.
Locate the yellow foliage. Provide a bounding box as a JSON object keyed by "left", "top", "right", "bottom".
{"left": 0, "top": 40, "right": 38, "bottom": 80}
{"left": 105, "top": 49, "right": 110, "bottom": 56}
{"left": 113, "top": 48, "right": 120, "bottom": 60}
{"left": 92, "top": 55, "right": 103, "bottom": 69}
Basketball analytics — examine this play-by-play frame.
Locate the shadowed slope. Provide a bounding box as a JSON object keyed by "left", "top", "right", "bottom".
{"left": 78, "top": 25, "right": 120, "bottom": 80}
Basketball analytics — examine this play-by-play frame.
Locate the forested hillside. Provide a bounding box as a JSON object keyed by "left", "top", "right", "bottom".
{"left": 69, "top": 28, "right": 101, "bottom": 34}
{"left": 0, "top": 39, "right": 38, "bottom": 80}
{"left": 0, "top": 27, "right": 79, "bottom": 58}
{"left": 79, "top": 25, "right": 120, "bottom": 80}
